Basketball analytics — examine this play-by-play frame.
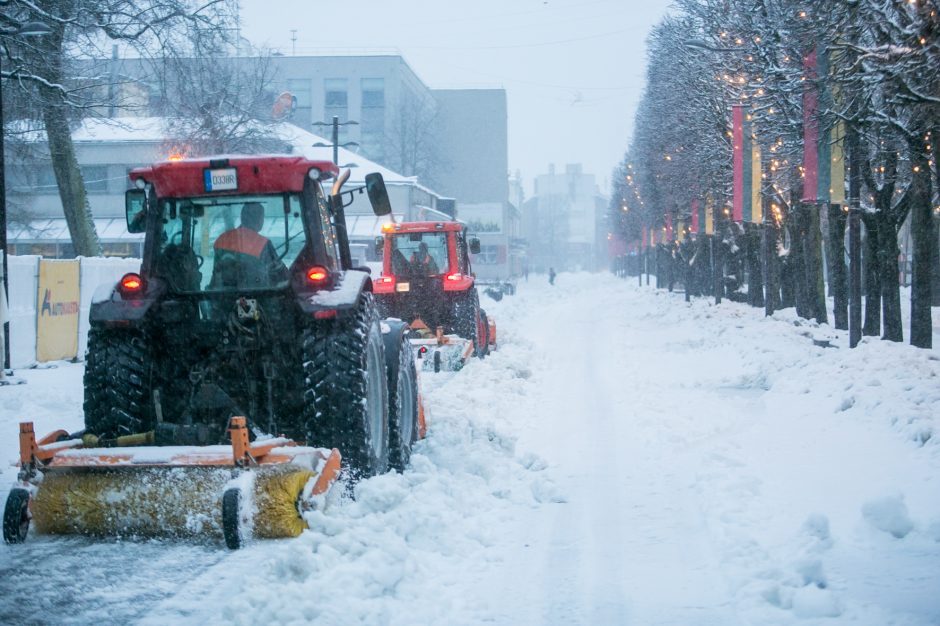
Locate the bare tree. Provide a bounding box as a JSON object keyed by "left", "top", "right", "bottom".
{"left": 385, "top": 91, "right": 444, "bottom": 186}
{"left": 0, "top": 0, "right": 234, "bottom": 256}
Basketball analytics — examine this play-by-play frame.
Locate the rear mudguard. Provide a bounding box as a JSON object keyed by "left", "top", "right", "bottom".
{"left": 296, "top": 269, "right": 372, "bottom": 317}
{"left": 88, "top": 278, "right": 166, "bottom": 327}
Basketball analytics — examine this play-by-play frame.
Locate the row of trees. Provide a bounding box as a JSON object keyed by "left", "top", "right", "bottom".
{"left": 610, "top": 0, "right": 939, "bottom": 349}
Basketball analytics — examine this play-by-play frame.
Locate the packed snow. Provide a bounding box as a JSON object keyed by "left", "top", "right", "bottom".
{"left": 1, "top": 273, "right": 938, "bottom": 625}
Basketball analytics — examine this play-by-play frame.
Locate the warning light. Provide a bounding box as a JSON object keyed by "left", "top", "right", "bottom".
{"left": 306, "top": 267, "right": 329, "bottom": 283}
{"left": 167, "top": 153, "right": 184, "bottom": 162}
{"left": 119, "top": 273, "right": 143, "bottom": 296}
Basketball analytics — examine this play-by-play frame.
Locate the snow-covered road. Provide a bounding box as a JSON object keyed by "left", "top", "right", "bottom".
{"left": 1, "top": 273, "right": 938, "bottom": 625}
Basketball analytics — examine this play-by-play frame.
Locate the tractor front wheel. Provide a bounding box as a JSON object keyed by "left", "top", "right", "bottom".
{"left": 3, "top": 488, "right": 31, "bottom": 544}
{"left": 383, "top": 322, "right": 419, "bottom": 471}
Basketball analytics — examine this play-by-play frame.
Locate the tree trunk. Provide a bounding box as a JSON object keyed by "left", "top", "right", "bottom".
{"left": 862, "top": 216, "right": 882, "bottom": 336}
{"left": 932, "top": 128, "right": 940, "bottom": 306}
{"left": 878, "top": 212, "right": 903, "bottom": 342}
{"left": 746, "top": 223, "right": 764, "bottom": 307}
{"left": 931, "top": 213, "right": 940, "bottom": 307}
{"left": 34, "top": 21, "right": 101, "bottom": 258}
{"left": 788, "top": 211, "right": 806, "bottom": 316}
{"left": 804, "top": 204, "right": 828, "bottom": 324}
{"left": 827, "top": 203, "right": 848, "bottom": 329}
{"left": 908, "top": 150, "right": 933, "bottom": 349}
{"left": 41, "top": 102, "right": 102, "bottom": 257}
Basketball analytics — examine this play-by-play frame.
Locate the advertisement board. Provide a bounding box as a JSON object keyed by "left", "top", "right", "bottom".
{"left": 36, "top": 259, "right": 80, "bottom": 362}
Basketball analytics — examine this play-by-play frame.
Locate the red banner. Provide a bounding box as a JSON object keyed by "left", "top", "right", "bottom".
{"left": 802, "top": 48, "right": 819, "bottom": 202}
{"left": 691, "top": 198, "right": 700, "bottom": 233}
{"left": 732, "top": 104, "right": 745, "bottom": 221}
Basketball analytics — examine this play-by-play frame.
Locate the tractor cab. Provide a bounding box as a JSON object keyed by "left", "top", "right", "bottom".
{"left": 374, "top": 221, "right": 491, "bottom": 358}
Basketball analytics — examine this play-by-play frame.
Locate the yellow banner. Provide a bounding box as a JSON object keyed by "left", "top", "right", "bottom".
{"left": 36, "top": 260, "right": 80, "bottom": 362}
{"left": 830, "top": 121, "right": 846, "bottom": 205}
{"left": 705, "top": 195, "right": 715, "bottom": 235}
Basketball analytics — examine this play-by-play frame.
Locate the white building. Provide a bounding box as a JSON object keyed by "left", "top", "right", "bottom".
{"left": 527, "top": 163, "right": 607, "bottom": 272}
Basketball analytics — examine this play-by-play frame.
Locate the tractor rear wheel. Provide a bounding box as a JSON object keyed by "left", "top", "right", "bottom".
{"left": 303, "top": 294, "right": 389, "bottom": 479}
{"left": 84, "top": 327, "right": 154, "bottom": 438}
{"left": 455, "top": 291, "right": 484, "bottom": 358}
{"left": 384, "top": 323, "right": 418, "bottom": 471}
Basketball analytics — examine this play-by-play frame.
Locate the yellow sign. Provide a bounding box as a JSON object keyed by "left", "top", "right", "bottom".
{"left": 36, "top": 260, "right": 80, "bottom": 362}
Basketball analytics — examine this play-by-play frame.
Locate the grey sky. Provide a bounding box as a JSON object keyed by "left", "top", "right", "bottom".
{"left": 237, "top": 0, "right": 673, "bottom": 196}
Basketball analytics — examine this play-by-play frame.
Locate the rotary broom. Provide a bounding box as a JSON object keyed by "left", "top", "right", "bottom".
{"left": 2, "top": 417, "right": 340, "bottom": 549}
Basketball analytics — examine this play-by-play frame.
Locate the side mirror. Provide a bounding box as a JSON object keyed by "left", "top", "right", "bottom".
{"left": 365, "top": 172, "right": 392, "bottom": 216}
{"left": 374, "top": 236, "right": 384, "bottom": 257}
{"left": 469, "top": 238, "right": 481, "bottom": 255}
{"left": 125, "top": 189, "right": 147, "bottom": 233}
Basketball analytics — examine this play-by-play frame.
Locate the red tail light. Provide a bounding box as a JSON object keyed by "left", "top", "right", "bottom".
{"left": 119, "top": 273, "right": 143, "bottom": 296}
{"left": 374, "top": 274, "right": 396, "bottom": 294}
{"left": 443, "top": 272, "right": 472, "bottom": 291}
{"left": 306, "top": 266, "right": 329, "bottom": 284}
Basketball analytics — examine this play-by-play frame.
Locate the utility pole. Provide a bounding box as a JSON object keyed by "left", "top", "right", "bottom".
{"left": 312, "top": 116, "right": 359, "bottom": 166}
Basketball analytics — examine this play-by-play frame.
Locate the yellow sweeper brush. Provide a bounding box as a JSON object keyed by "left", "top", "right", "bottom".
{"left": 2, "top": 418, "right": 341, "bottom": 549}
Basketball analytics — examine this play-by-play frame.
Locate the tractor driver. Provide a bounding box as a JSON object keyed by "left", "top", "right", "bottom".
{"left": 212, "top": 202, "right": 288, "bottom": 287}
{"left": 409, "top": 241, "right": 440, "bottom": 275}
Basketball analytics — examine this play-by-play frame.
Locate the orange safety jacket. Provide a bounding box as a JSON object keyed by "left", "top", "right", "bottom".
{"left": 214, "top": 227, "right": 270, "bottom": 258}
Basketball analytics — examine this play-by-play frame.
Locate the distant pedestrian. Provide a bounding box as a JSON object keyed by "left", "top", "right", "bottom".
{"left": 548, "top": 267, "right": 556, "bottom": 285}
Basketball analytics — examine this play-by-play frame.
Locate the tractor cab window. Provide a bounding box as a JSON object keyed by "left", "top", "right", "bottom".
{"left": 390, "top": 232, "right": 447, "bottom": 277}
{"left": 156, "top": 194, "right": 305, "bottom": 292}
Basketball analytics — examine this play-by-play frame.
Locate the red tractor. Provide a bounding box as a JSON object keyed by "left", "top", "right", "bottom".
{"left": 373, "top": 221, "right": 495, "bottom": 364}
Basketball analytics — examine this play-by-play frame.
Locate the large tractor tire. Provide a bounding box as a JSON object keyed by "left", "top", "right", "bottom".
{"left": 455, "top": 291, "right": 485, "bottom": 358}
{"left": 84, "top": 327, "right": 154, "bottom": 438}
{"left": 479, "top": 309, "right": 491, "bottom": 357}
{"left": 382, "top": 321, "right": 419, "bottom": 471}
{"left": 303, "top": 294, "right": 389, "bottom": 479}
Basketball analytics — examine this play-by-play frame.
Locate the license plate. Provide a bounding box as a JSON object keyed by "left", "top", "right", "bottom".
{"left": 396, "top": 282, "right": 410, "bottom": 292}
{"left": 204, "top": 167, "right": 238, "bottom": 192}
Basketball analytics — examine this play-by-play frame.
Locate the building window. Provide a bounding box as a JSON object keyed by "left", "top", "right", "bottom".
{"left": 475, "top": 245, "right": 500, "bottom": 265}
{"left": 81, "top": 165, "right": 110, "bottom": 194}
{"left": 360, "top": 78, "right": 385, "bottom": 160}
{"left": 286, "top": 78, "right": 312, "bottom": 123}
{"left": 324, "top": 78, "right": 349, "bottom": 142}
{"left": 361, "top": 78, "right": 384, "bottom": 108}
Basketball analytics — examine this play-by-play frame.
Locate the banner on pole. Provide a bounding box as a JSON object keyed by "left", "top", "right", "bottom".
{"left": 705, "top": 195, "right": 715, "bottom": 235}
{"left": 732, "top": 104, "right": 745, "bottom": 221}
{"left": 36, "top": 259, "right": 80, "bottom": 362}
{"left": 802, "top": 47, "right": 820, "bottom": 202}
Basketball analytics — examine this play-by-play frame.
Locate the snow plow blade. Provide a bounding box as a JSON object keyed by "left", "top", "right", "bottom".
{"left": 3, "top": 419, "right": 341, "bottom": 549}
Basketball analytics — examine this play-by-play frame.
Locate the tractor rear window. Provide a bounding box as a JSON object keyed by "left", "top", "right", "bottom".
{"left": 390, "top": 232, "right": 447, "bottom": 277}
{"left": 156, "top": 194, "right": 305, "bottom": 292}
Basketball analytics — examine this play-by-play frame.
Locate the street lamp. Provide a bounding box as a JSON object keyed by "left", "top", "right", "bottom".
{"left": 1, "top": 20, "right": 53, "bottom": 375}
{"left": 312, "top": 116, "right": 359, "bottom": 166}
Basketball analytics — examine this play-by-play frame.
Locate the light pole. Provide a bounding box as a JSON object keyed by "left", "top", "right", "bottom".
{"left": 1, "top": 21, "right": 53, "bottom": 375}
{"left": 312, "top": 116, "right": 359, "bottom": 166}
